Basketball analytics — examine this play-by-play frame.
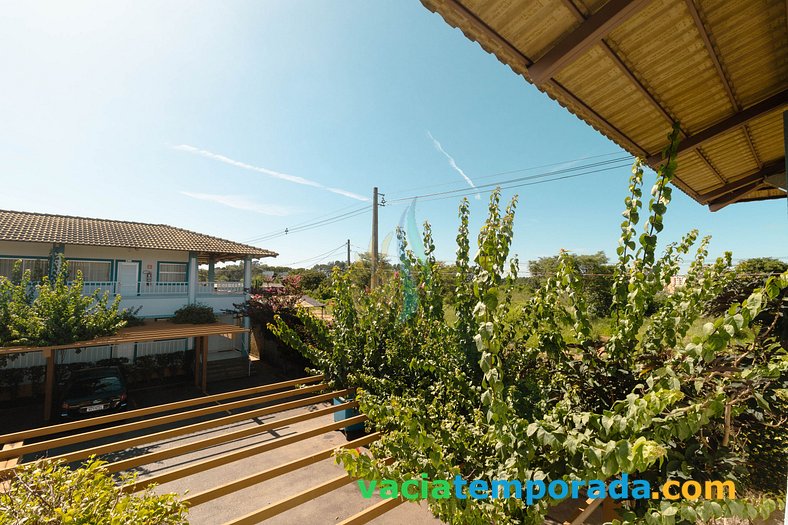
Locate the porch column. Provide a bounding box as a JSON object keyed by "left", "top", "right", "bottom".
{"left": 207, "top": 258, "right": 216, "bottom": 283}
{"left": 200, "top": 336, "right": 208, "bottom": 394}
{"left": 48, "top": 243, "right": 65, "bottom": 281}
{"left": 43, "top": 349, "right": 55, "bottom": 421}
{"left": 243, "top": 256, "right": 252, "bottom": 354}
{"left": 187, "top": 252, "right": 198, "bottom": 305}
{"left": 782, "top": 111, "right": 788, "bottom": 348}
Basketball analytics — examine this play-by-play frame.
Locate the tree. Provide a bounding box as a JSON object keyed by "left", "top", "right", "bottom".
{"left": 706, "top": 257, "right": 788, "bottom": 321}
{"left": 0, "top": 257, "right": 124, "bottom": 349}
{"left": 527, "top": 251, "right": 614, "bottom": 317}
{"left": 346, "top": 252, "right": 394, "bottom": 290}
{"left": 289, "top": 268, "right": 327, "bottom": 293}
{"left": 0, "top": 459, "right": 188, "bottom": 524}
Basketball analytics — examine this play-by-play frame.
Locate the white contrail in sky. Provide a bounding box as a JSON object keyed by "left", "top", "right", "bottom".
{"left": 427, "top": 131, "right": 480, "bottom": 199}
{"left": 180, "top": 191, "right": 292, "bottom": 216}
{"left": 172, "top": 145, "right": 369, "bottom": 202}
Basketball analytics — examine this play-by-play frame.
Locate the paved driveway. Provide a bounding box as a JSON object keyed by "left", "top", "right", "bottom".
{"left": 136, "top": 400, "right": 442, "bottom": 524}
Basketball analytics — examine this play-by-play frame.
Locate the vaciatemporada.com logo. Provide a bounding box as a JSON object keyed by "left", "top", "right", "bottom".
{"left": 357, "top": 473, "right": 736, "bottom": 504}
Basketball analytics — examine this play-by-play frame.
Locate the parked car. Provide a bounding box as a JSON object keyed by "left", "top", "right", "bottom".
{"left": 59, "top": 366, "right": 128, "bottom": 419}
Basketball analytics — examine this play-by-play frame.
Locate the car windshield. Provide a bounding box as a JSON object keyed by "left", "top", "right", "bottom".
{"left": 68, "top": 375, "right": 122, "bottom": 397}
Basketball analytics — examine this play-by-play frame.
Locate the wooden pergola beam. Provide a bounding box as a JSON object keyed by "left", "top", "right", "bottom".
{"left": 1, "top": 375, "right": 323, "bottom": 443}
{"left": 0, "top": 382, "right": 329, "bottom": 462}
{"left": 0, "top": 321, "right": 249, "bottom": 356}
{"left": 528, "top": 0, "right": 652, "bottom": 85}
{"left": 708, "top": 181, "right": 766, "bottom": 212}
{"left": 698, "top": 160, "right": 785, "bottom": 203}
{"left": 338, "top": 497, "right": 404, "bottom": 525}
{"left": 647, "top": 89, "right": 788, "bottom": 164}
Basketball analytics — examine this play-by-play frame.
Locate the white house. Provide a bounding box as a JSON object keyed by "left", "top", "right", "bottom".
{"left": 0, "top": 209, "right": 277, "bottom": 369}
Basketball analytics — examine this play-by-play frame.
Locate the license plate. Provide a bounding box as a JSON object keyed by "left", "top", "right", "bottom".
{"left": 85, "top": 404, "right": 106, "bottom": 413}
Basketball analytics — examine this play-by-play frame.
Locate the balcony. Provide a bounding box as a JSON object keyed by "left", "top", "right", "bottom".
{"left": 77, "top": 281, "right": 246, "bottom": 317}
{"left": 80, "top": 281, "right": 245, "bottom": 296}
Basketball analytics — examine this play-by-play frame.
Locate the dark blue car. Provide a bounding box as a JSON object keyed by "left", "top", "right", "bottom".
{"left": 59, "top": 366, "right": 128, "bottom": 419}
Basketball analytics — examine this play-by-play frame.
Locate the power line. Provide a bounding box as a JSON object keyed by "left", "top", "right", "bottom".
{"left": 242, "top": 156, "right": 635, "bottom": 246}
{"left": 387, "top": 157, "right": 631, "bottom": 204}
{"left": 385, "top": 162, "right": 633, "bottom": 208}
{"left": 279, "top": 242, "right": 348, "bottom": 267}
{"left": 241, "top": 202, "right": 367, "bottom": 243}
{"left": 245, "top": 206, "right": 372, "bottom": 243}
{"left": 386, "top": 151, "right": 631, "bottom": 197}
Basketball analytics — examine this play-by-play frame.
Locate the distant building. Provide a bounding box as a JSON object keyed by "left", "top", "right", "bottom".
{"left": 0, "top": 209, "right": 277, "bottom": 368}
{"left": 665, "top": 274, "right": 687, "bottom": 294}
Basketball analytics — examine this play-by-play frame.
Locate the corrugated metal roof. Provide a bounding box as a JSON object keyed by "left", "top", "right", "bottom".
{"left": 0, "top": 209, "right": 277, "bottom": 262}
{"left": 421, "top": 0, "right": 787, "bottom": 211}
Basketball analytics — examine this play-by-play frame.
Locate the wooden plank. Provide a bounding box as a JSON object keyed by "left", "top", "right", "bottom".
{"left": 646, "top": 89, "right": 788, "bottom": 164}
{"left": 528, "top": 0, "right": 653, "bottom": 85}
{"left": 0, "top": 321, "right": 250, "bottom": 356}
{"left": 124, "top": 411, "right": 365, "bottom": 492}
{"left": 0, "top": 389, "right": 348, "bottom": 477}
{"left": 697, "top": 160, "right": 784, "bottom": 203}
{"left": 709, "top": 181, "right": 766, "bottom": 211}
{"left": 0, "top": 375, "right": 323, "bottom": 444}
{"left": 183, "top": 431, "right": 379, "bottom": 507}
{"left": 115, "top": 402, "right": 366, "bottom": 478}
{"left": 222, "top": 473, "right": 354, "bottom": 524}
{"left": 337, "top": 497, "right": 404, "bottom": 525}
{"left": 0, "top": 441, "right": 23, "bottom": 493}
{"left": 0, "top": 442, "right": 23, "bottom": 470}
{"left": 564, "top": 497, "right": 604, "bottom": 525}
{"left": 0, "top": 382, "right": 328, "bottom": 462}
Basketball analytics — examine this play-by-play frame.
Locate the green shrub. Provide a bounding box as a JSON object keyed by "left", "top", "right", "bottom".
{"left": 120, "top": 306, "right": 146, "bottom": 327}
{"left": 0, "top": 256, "right": 124, "bottom": 353}
{"left": 171, "top": 303, "right": 217, "bottom": 324}
{"left": 0, "top": 458, "right": 188, "bottom": 524}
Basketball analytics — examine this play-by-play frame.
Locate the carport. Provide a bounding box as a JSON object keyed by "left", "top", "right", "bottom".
{"left": 0, "top": 321, "right": 250, "bottom": 421}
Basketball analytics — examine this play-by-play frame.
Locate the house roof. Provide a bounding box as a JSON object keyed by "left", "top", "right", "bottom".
{"left": 0, "top": 209, "right": 277, "bottom": 263}
{"left": 420, "top": 0, "right": 787, "bottom": 211}
{"left": 298, "top": 295, "right": 326, "bottom": 308}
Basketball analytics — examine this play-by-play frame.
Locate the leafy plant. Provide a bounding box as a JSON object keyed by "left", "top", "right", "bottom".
{"left": 120, "top": 306, "right": 146, "bottom": 327}
{"left": 282, "top": 128, "right": 786, "bottom": 524}
{"left": 0, "top": 257, "right": 125, "bottom": 373}
{"left": 171, "top": 303, "right": 216, "bottom": 324}
{"left": 0, "top": 458, "right": 188, "bottom": 524}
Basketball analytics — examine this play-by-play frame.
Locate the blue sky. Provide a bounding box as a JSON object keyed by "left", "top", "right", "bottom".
{"left": 1, "top": 1, "right": 785, "bottom": 272}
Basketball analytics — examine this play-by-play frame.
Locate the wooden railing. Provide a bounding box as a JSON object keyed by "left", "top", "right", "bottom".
{"left": 0, "top": 373, "right": 608, "bottom": 523}
{"left": 0, "top": 373, "right": 403, "bottom": 524}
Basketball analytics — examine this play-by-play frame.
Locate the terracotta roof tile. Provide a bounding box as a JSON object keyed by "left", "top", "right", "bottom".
{"left": 0, "top": 210, "right": 277, "bottom": 261}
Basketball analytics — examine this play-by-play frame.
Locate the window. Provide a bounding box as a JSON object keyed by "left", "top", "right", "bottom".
{"left": 0, "top": 257, "right": 50, "bottom": 281}
{"left": 67, "top": 260, "right": 112, "bottom": 282}
{"left": 158, "top": 262, "right": 187, "bottom": 283}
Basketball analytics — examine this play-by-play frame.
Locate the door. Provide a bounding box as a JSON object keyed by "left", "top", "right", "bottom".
{"left": 116, "top": 262, "right": 139, "bottom": 296}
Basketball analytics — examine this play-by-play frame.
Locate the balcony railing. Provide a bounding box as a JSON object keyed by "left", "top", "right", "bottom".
{"left": 196, "top": 282, "right": 245, "bottom": 295}
{"left": 75, "top": 281, "right": 246, "bottom": 297}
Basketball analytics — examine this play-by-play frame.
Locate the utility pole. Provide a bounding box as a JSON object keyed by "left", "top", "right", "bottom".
{"left": 371, "top": 187, "right": 379, "bottom": 289}
{"left": 347, "top": 239, "right": 351, "bottom": 267}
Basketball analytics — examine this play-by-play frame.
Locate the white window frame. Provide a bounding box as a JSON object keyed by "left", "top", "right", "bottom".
{"left": 0, "top": 257, "right": 50, "bottom": 281}
{"left": 67, "top": 260, "right": 113, "bottom": 282}
{"left": 158, "top": 262, "right": 187, "bottom": 283}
